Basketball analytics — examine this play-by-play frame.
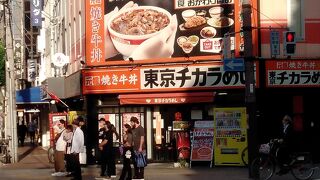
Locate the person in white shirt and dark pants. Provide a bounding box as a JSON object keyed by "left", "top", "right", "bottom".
{"left": 70, "top": 117, "right": 85, "bottom": 180}
{"left": 52, "top": 119, "right": 67, "bottom": 176}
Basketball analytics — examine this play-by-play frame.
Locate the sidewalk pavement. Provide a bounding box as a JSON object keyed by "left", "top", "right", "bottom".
{"left": 1, "top": 144, "right": 319, "bottom": 180}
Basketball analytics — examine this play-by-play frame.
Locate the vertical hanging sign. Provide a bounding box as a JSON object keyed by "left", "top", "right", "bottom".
{"left": 27, "top": 59, "right": 37, "bottom": 82}
{"left": 85, "top": 0, "right": 105, "bottom": 66}
{"left": 30, "top": 0, "right": 43, "bottom": 27}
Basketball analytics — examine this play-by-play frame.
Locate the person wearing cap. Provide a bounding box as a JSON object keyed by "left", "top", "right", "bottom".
{"left": 69, "top": 117, "right": 84, "bottom": 180}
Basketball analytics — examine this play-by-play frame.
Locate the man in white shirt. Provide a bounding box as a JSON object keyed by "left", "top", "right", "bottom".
{"left": 69, "top": 117, "right": 84, "bottom": 180}
{"left": 52, "top": 119, "right": 67, "bottom": 176}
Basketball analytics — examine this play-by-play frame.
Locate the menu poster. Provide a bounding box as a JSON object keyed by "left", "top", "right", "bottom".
{"left": 104, "top": 0, "right": 236, "bottom": 61}
{"left": 173, "top": 121, "right": 190, "bottom": 131}
{"left": 190, "top": 128, "right": 214, "bottom": 161}
{"left": 49, "top": 113, "right": 67, "bottom": 147}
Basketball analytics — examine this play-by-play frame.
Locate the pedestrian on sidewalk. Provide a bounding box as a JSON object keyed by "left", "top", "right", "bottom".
{"left": 69, "top": 117, "right": 85, "bottom": 180}
{"left": 51, "top": 119, "right": 67, "bottom": 177}
{"left": 78, "top": 117, "right": 87, "bottom": 166}
{"left": 28, "top": 119, "right": 38, "bottom": 145}
{"left": 63, "top": 124, "right": 73, "bottom": 175}
{"left": 98, "top": 118, "right": 114, "bottom": 178}
{"left": 18, "top": 121, "right": 27, "bottom": 146}
{"left": 119, "top": 123, "right": 134, "bottom": 180}
{"left": 130, "top": 116, "right": 146, "bottom": 179}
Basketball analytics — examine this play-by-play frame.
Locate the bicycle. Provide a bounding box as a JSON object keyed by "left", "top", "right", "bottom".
{"left": 0, "top": 136, "right": 12, "bottom": 164}
{"left": 241, "top": 146, "right": 248, "bottom": 166}
{"left": 250, "top": 139, "right": 315, "bottom": 180}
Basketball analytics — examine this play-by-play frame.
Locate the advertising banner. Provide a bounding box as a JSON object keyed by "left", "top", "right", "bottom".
{"left": 266, "top": 60, "right": 320, "bottom": 87}
{"left": 85, "top": 0, "right": 258, "bottom": 66}
{"left": 82, "top": 62, "right": 259, "bottom": 94}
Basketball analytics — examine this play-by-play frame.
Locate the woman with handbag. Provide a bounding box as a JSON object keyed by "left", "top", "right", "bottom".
{"left": 119, "top": 124, "right": 134, "bottom": 180}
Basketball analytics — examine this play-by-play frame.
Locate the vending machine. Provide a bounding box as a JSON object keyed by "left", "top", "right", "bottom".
{"left": 213, "top": 107, "right": 248, "bottom": 166}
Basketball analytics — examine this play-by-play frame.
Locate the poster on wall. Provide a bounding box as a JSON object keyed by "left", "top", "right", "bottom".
{"left": 68, "top": 111, "right": 86, "bottom": 124}
{"left": 190, "top": 121, "right": 214, "bottom": 167}
{"left": 85, "top": 0, "right": 245, "bottom": 66}
{"left": 122, "top": 113, "right": 141, "bottom": 127}
{"left": 98, "top": 114, "right": 117, "bottom": 125}
{"left": 49, "top": 113, "right": 68, "bottom": 147}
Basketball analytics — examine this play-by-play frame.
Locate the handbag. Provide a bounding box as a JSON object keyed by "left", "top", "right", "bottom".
{"left": 135, "top": 152, "right": 147, "bottom": 167}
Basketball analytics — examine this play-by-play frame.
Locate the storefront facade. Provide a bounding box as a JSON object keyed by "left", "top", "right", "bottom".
{"left": 82, "top": 61, "right": 259, "bottom": 164}
{"left": 83, "top": 0, "right": 260, "bottom": 164}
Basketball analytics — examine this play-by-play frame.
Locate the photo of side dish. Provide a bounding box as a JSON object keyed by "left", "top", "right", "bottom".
{"left": 207, "top": 17, "right": 234, "bottom": 28}
{"left": 200, "top": 27, "right": 217, "bottom": 39}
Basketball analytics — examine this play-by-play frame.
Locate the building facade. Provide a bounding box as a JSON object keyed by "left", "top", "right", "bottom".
{"left": 14, "top": 0, "right": 320, "bottom": 165}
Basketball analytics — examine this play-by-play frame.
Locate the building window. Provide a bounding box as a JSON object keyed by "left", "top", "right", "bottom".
{"left": 287, "top": 0, "right": 305, "bottom": 40}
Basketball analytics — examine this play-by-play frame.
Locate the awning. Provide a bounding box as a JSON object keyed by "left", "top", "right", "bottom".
{"left": 119, "top": 92, "right": 215, "bottom": 105}
{"left": 16, "top": 87, "right": 47, "bottom": 104}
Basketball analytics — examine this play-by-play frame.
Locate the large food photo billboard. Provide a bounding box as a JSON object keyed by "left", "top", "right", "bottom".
{"left": 86, "top": 0, "right": 243, "bottom": 66}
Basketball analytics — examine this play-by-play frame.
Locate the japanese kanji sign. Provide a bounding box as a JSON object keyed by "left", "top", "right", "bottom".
{"left": 266, "top": 60, "right": 320, "bottom": 87}
{"left": 82, "top": 62, "right": 259, "bottom": 94}
{"left": 85, "top": 0, "right": 105, "bottom": 66}
{"left": 30, "top": 0, "right": 43, "bottom": 27}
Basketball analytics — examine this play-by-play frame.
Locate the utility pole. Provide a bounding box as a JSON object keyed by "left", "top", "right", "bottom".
{"left": 3, "top": 0, "right": 18, "bottom": 163}
{"left": 242, "top": 1, "right": 258, "bottom": 178}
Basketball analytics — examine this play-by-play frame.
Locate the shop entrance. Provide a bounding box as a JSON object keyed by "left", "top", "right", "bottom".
{"left": 152, "top": 104, "right": 213, "bottom": 162}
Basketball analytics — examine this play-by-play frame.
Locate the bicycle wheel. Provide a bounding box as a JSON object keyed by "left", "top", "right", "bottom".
{"left": 241, "top": 146, "right": 248, "bottom": 166}
{"left": 250, "top": 155, "right": 275, "bottom": 180}
{"left": 47, "top": 147, "right": 55, "bottom": 163}
{"left": 291, "top": 160, "right": 314, "bottom": 180}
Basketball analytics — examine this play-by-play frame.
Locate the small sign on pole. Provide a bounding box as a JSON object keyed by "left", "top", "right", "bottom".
{"left": 270, "top": 30, "right": 280, "bottom": 56}
{"left": 223, "top": 58, "right": 245, "bottom": 72}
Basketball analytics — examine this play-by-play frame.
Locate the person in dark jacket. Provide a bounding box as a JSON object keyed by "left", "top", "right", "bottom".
{"left": 277, "top": 115, "right": 294, "bottom": 175}
{"left": 18, "top": 121, "right": 27, "bottom": 146}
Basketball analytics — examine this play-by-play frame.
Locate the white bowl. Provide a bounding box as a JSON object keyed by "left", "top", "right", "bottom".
{"left": 182, "top": 9, "right": 196, "bottom": 21}
{"left": 107, "top": 6, "right": 172, "bottom": 58}
{"left": 209, "top": 6, "right": 224, "bottom": 18}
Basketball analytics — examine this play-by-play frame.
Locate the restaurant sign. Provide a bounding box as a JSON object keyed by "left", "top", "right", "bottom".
{"left": 82, "top": 62, "right": 259, "bottom": 94}
{"left": 266, "top": 60, "right": 320, "bottom": 87}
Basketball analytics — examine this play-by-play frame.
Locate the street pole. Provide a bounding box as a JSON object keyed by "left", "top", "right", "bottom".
{"left": 3, "top": 0, "right": 18, "bottom": 163}
{"left": 242, "top": 1, "right": 258, "bottom": 178}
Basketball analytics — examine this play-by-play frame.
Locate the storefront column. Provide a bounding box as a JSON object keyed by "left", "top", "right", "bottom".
{"left": 86, "top": 95, "right": 98, "bottom": 164}
{"left": 146, "top": 107, "right": 153, "bottom": 159}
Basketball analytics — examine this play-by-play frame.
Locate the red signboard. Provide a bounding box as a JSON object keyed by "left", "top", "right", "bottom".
{"left": 119, "top": 92, "right": 215, "bottom": 105}
{"left": 85, "top": 0, "right": 105, "bottom": 66}
{"left": 266, "top": 60, "right": 320, "bottom": 87}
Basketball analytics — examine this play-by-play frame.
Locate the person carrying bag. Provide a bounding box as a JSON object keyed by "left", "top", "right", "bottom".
{"left": 135, "top": 152, "right": 147, "bottom": 168}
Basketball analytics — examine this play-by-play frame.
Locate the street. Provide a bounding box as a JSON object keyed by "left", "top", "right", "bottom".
{"left": 1, "top": 145, "right": 319, "bottom": 180}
